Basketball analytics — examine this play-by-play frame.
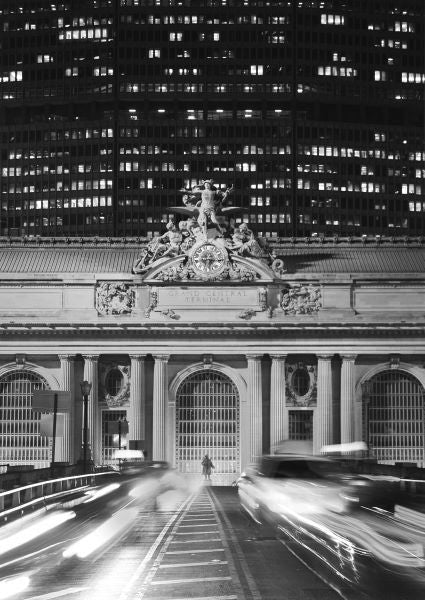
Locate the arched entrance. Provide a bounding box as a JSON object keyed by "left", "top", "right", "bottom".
{"left": 0, "top": 370, "right": 50, "bottom": 468}
{"left": 364, "top": 370, "right": 425, "bottom": 465}
{"left": 175, "top": 369, "right": 240, "bottom": 485}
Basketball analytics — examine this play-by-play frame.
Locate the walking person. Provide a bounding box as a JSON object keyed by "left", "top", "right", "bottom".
{"left": 201, "top": 454, "right": 214, "bottom": 481}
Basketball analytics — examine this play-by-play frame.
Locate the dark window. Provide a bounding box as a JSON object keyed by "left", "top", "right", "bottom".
{"left": 292, "top": 368, "right": 310, "bottom": 397}
{"left": 105, "top": 369, "right": 123, "bottom": 396}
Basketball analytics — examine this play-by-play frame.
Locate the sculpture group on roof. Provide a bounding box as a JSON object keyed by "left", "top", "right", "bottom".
{"left": 132, "top": 178, "right": 285, "bottom": 279}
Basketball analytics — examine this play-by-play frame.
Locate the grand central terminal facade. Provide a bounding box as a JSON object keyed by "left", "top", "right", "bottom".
{"left": 0, "top": 230, "right": 424, "bottom": 484}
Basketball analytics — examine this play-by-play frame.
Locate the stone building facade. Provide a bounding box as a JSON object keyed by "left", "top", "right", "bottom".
{"left": 0, "top": 237, "right": 424, "bottom": 485}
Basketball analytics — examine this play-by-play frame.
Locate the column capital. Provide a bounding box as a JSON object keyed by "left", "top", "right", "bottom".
{"left": 270, "top": 354, "right": 287, "bottom": 361}
{"left": 153, "top": 354, "right": 170, "bottom": 362}
{"left": 341, "top": 354, "right": 357, "bottom": 362}
{"left": 129, "top": 354, "right": 147, "bottom": 362}
{"left": 317, "top": 354, "right": 333, "bottom": 362}
{"left": 82, "top": 354, "right": 100, "bottom": 362}
{"left": 246, "top": 354, "right": 263, "bottom": 361}
{"left": 58, "top": 354, "right": 76, "bottom": 362}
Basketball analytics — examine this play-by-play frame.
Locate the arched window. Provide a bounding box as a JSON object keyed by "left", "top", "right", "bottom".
{"left": 364, "top": 370, "right": 425, "bottom": 465}
{"left": 0, "top": 371, "right": 50, "bottom": 468}
{"left": 176, "top": 369, "right": 240, "bottom": 485}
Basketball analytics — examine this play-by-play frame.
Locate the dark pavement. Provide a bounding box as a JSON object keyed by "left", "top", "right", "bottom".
{"left": 2, "top": 476, "right": 420, "bottom": 600}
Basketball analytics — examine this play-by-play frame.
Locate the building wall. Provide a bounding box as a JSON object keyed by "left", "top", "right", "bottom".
{"left": 0, "top": 0, "right": 423, "bottom": 238}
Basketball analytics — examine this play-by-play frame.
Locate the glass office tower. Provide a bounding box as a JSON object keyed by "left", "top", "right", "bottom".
{"left": 0, "top": 0, "right": 423, "bottom": 238}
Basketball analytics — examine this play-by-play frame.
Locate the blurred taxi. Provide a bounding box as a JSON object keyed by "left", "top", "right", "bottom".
{"left": 237, "top": 454, "right": 425, "bottom": 595}
{"left": 237, "top": 453, "right": 354, "bottom": 524}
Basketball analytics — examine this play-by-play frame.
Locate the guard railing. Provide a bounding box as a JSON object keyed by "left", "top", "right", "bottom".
{"left": 0, "top": 471, "right": 118, "bottom": 520}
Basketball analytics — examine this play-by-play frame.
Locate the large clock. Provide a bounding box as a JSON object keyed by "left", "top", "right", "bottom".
{"left": 191, "top": 242, "right": 227, "bottom": 276}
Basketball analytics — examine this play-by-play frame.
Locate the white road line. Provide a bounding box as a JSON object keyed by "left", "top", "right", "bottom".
{"left": 186, "top": 511, "right": 212, "bottom": 514}
{"left": 182, "top": 518, "right": 217, "bottom": 522}
{"left": 26, "top": 589, "right": 90, "bottom": 600}
{"left": 174, "top": 531, "right": 217, "bottom": 535}
{"left": 117, "top": 492, "right": 194, "bottom": 600}
{"left": 179, "top": 523, "right": 219, "bottom": 528}
{"left": 151, "top": 576, "right": 232, "bottom": 586}
{"left": 169, "top": 538, "right": 221, "bottom": 544}
{"left": 209, "top": 489, "right": 262, "bottom": 600}
{"left": 159, "top": 560, "right": 228, "bottom": 568}
{"left": 167, "top": 548, "right": 225, "bottom": 554}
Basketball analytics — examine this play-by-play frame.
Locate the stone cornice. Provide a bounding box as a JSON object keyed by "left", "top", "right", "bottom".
{"left": 0, "top": 322, "right": 424, "bottom": 337}
{"left": 0, "top": 235, "right": 423, "bottom": 249}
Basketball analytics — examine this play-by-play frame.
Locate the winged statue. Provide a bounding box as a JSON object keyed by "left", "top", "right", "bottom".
{"left": 169, "top": 179, "right": 239, "bottom": 235}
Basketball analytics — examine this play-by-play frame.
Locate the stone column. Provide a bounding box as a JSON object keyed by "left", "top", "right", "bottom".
{"left": 58, "top": 355, "right": 76, "bottom": 464}
{"left": 82, "top": 354, "right": 100, "bottom": 465}
{"left": 314, "top": 355, "right": 333, "bottom": 455}
{"left": 152, "top": 355, "right": 169, "bottom": 461}
{"left": 247, "top": 354, "right": 263, "bottom": 463}
{"left": 270, "top": 355, "right": 287, "bottom": 451}
{"left": 129, "top": 355, "right": 146, "bottom": 450}
{"left": 341, "top": 355, "right": 357, "bottom": 446}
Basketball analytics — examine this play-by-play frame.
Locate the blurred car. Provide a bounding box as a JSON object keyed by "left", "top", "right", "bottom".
{"left": 237, "top": 454, "right": 356, "bottom": 524}
{"left": 237, "top": 454, "right": 425, "bottom": 597}
{"left": 237, "top": 454, "right": 401, "bottom": 525}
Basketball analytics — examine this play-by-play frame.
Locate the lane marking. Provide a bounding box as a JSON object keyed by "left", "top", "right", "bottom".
{"left": 117, "top": 492, "right": 195, "bottom": 600}
{"left": 170, "top": 538, "right": 221, "bottom": 544}
{"left": 167, "top": 548, "right": 225, "bottom": 555}
{"left": 159, "top": 560, "right": 228, "bottom": 568}
{"left": 183, "top": 517, "right": 214, "bottom": 523}
{"left": 174, "top": 530, "right": 219, "bottom": 535}
{"left": 208, "top": 488, "right": 262, "bottom": 600}
{"left": 151, "top": 576, "right": 232, "bottom": 586}
{"left": 179, "top": 523, "right": 219, "bottom": 528}
{"left": 26, "top": 588, "right": 90, "bottom": 600}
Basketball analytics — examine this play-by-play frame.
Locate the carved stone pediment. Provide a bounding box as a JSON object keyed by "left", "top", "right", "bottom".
{"left": 140, "top": 240, "right": 278, "bottom": 283}
{"left": 132, "top": 178, "right": 286, "bottom": 282}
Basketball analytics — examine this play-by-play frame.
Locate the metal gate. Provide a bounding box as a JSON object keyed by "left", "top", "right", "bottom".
{"left": 176, "top": 370, "right": 240, "bottom": 485}
{"left": 364, "top": 370, "right": 425, "bottom": 465}
{"left": 0, "top": 371, "right": 50, "bottom": 468}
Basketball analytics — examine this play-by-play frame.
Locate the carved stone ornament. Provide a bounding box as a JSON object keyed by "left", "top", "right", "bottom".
{"left": 96, "top": 282, "right": 135, "bottom": 315}
{"left": 279, "top": 284, "right": 321, "bottom": 315}
{"left": 389, "top": 355, "right": 401, "bottom": 370}
{"left": 145, "top": 290, "right": 158, "bottom": 317}
{"left": 285, "top": 362, "right": 317, "bottom": 406}
{"left": 238, "top": 308, "right": 256, "bottom": 320}
{"left": 132, "top": 177, "right": 285, "bottom": 282}
{"left": 99, "top": 363, "right": 130, "bottom": 408}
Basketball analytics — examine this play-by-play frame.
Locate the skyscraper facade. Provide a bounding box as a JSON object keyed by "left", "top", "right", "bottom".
{"left": 0, "top": 0, "right": 423, "bottom": 238}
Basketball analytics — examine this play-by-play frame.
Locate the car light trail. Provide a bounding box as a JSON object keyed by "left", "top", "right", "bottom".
{"left": 0, "top": 511, "right": 76, "bottom": 556}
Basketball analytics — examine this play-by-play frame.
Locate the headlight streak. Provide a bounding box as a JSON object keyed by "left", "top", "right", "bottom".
{"left": 0, "top": 575, "right": 30, "bottom": 599}
{"left": 0, "top": 540, "right": 78, "bottom": 571}
{"left": 0, "top": 511, "right": 76, "bottom": 556}
{"left": 62, "top": 507, "right": 138, "bottom": 559}
{"left": 279, "top": 504, "right": 425, "bottom": 570}
{"left": 277, "top": 519, "right": 354, "bottom": 583}
{"left": 83, "top": 483, "right": 121, "bottom": 503}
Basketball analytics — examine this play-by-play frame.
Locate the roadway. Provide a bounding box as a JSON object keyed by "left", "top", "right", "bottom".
{"left": 0, "top": 470, "right": 420, "bottom": 600}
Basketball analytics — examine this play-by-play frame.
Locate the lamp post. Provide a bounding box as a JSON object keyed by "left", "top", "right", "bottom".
{"left": 80, "top": 380, "right": 92, "bottom": 473}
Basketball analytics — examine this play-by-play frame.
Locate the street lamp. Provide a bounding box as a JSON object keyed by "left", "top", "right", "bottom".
{"left": 80, "top": 380, "right": 92, "bottom": 473}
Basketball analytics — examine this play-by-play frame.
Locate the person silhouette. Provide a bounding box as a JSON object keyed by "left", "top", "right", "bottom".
{"left": 201, "top": 454, "right": 214, "bottom": 480}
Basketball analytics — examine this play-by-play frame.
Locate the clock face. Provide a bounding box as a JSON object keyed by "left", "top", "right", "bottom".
{"left": 192, "top": 243, "right": 226, "bottom": 275}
